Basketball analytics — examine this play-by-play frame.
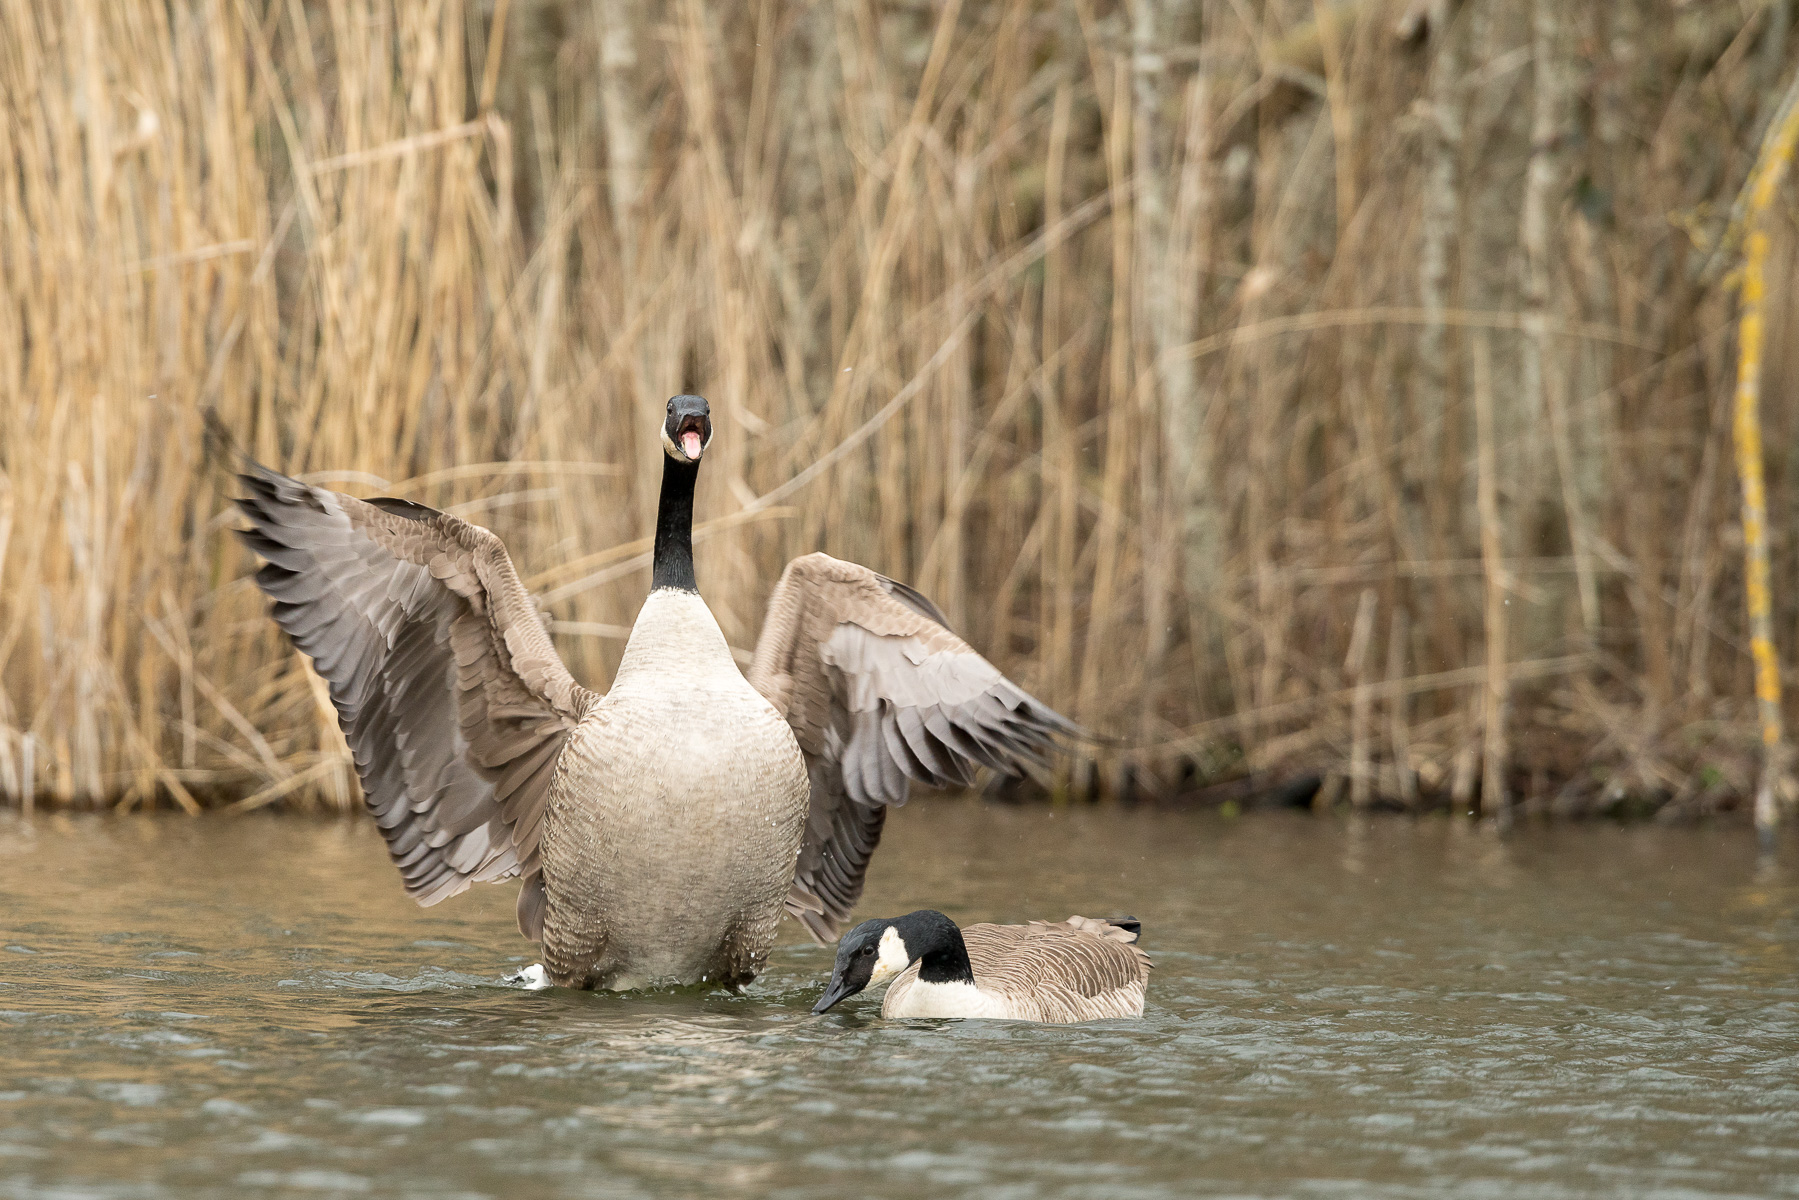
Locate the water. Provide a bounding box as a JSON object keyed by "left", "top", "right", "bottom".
{"left": 1, "top": 802, "right": 1795, "bottom": 1199}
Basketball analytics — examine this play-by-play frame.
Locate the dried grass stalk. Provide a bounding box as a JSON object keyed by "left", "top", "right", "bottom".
{"left": 0, "top": 0, "right": 1788, "bottom": 818}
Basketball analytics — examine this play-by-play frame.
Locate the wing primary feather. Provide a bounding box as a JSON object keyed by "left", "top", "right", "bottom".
{"left": 894, "top": 706, "right": 952, "bottom": 781}
{"left": 879, "top": 708, "right": 931, "bottom": 784}
{"left": 234, "top": 464, "right": 589, "bottom": 911}
{"left": 754, "top": 553, "right": 1077, "bottom": 943}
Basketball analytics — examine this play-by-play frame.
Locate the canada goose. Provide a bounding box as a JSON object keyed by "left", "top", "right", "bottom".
{"left": 812, "top": 910, "right": 1150, "bottom": 1022}
{"left": 235, "top": 394, "right": 1076, "bottom": 990}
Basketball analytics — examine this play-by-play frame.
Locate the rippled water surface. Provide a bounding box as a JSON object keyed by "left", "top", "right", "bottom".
{"left": 2, "top": 803, "right": 1796, "bottom": 1199}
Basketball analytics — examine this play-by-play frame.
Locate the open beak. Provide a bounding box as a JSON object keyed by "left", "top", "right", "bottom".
{"left": 812, "top": 975, "right": 859, "bottom": 1014}
{"left": 675, "top": 415, "right": 708, "bottom": 461}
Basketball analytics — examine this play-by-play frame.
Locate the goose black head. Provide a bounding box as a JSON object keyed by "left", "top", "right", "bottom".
{"left": 811, "top": 910, "right": 967, "bottom": 1014}
{"left": 661, "top": 394, "right": 713, "bottom": 464}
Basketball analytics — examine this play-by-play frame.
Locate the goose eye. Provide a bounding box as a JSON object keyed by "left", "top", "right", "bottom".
{"left": 861, "top": 946, "right": 875, "bottom": 956}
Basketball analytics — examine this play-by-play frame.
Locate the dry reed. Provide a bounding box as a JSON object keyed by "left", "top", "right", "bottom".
{"left": 0, "top": 0, "right": 1793, "bottom": 821}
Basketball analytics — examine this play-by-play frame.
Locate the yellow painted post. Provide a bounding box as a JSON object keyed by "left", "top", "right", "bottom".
{"left": 1733, "top": 87, "right": 1799, "bottom": 847}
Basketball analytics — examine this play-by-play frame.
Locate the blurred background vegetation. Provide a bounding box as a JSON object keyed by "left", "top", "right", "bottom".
{"left": 2, "top": 0, "right": 1797, "bottom": 820}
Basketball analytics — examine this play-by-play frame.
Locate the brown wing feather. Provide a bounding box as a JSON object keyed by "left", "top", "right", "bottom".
{"left": 747, "top": 553, "right": 1080, "bottom": 942}
{"left": 236, "top": 466, "right": 594, "bottom": 936}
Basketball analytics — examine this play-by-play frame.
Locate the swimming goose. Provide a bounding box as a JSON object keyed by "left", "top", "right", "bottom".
{"left": 234, "top": 394, "right": 1076, "bottom": 989}
{"left": 812, "top": 910, "right": 1151, "bottom": 1021}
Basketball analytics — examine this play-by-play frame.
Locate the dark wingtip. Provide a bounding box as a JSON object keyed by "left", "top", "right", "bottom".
{"left": 205, "top": 415, "right": 296, "bottom": 513}
{"left": 232, "top": 460, "right": 293, "bottom": 511}
{"left": 876, "top": 574, "right": 953, "bottom": 629}
{"left": 788, "top": 905, "right": 840, "bottom": 946}
{"left": 233, "top": 463, "right": 336, "bottom": 522}
{"left": 201, "top": 407, "right": 247, "bottom": 474}
{"left": 1106, "top": 916, "right": 1142, "bottom": 939}
{"left": 1051, "top": 714, "right": 1121, "bottom": 749}
{"left": 365, "top": 495, "right": 439, "bottom": 522}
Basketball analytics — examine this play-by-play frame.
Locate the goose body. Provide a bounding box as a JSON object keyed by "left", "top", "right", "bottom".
{"left": 538, "top": 590, "right": 808, "bottom": 988}
{"left": 235, "top": 394, "right": 1077, "bottom": 990}
{"left": 814, "top": 910, "right": 1151, "bottom": 1022}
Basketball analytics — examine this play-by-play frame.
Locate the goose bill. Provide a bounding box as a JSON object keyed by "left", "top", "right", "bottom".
{"left": 670, "top": 411, "right": 709, "bottom": 461}
{"left": 812, "top": 975, "right": 859, "bottom": 1014}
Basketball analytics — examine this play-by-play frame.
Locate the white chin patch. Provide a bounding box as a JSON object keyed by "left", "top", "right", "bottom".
{"left": 868, "top": 926, "right": 911, "bottom": 985}
{"left": 681, "top": 430, "right": 703, "bottom": 459}
{"left": 504, "top": 963, "right": 552, "bottom": 990}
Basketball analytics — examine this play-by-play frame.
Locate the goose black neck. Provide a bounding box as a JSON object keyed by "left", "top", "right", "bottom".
{"left": 652, "top": 455, "right": 699, "bottom": 592}
{"left": 898, "top": 910, "right": 975, "bottom": 985}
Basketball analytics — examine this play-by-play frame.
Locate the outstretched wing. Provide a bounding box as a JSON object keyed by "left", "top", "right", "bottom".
{"left": 747, "top": 553, "right": 1079, "bottom": 943}
{"left": 235, "top": 466, "right": 595, "bottom": 938}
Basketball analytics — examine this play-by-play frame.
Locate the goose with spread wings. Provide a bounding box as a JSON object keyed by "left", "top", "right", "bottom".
{"left": 235, "top": 393, "right": 1078, "bottom": 990}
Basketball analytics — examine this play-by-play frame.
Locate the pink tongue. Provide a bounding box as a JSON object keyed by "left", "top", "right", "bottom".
{"left": 681, "top": 430, "right": 703, "bottom": 459}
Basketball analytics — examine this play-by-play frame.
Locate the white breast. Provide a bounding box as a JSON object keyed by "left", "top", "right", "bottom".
{"left": 539, "top": 584, "right": 809, "bottom": 988}
{"left": 612, "top": 588, "right": 745, "bottom": 689}
{"left": 881, "top": 977, "right": 1013, "bottom": 1019}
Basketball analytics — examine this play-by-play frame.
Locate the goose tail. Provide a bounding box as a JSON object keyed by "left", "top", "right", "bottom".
{"left": 1064, "top": 915, "right": 1142, "bottom": 944}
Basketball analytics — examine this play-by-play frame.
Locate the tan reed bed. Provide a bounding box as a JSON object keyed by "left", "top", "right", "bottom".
{"left": 0, "top": 0, "right": 1792, "bottom": 822}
